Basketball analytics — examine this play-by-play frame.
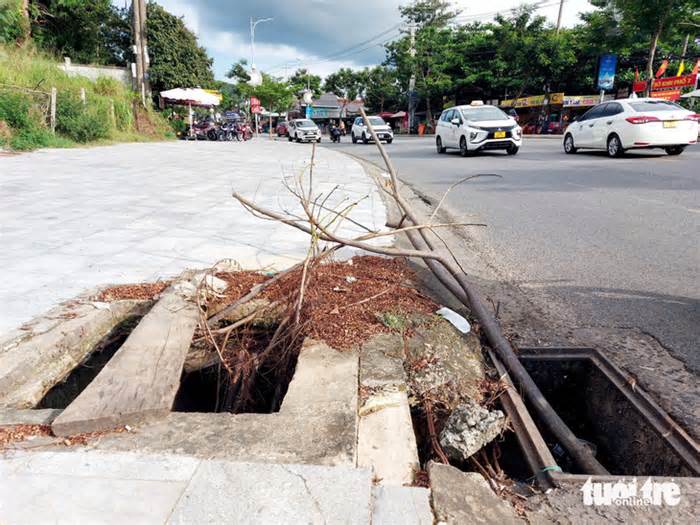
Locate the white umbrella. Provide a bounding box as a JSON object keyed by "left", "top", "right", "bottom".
{"left": 159, "top": 88, "right": 221, "bottom": 106}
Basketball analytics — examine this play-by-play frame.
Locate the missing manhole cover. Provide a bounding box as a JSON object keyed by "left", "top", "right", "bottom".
{"left": 519, "top": 348, "right": 699, "bottom": 477}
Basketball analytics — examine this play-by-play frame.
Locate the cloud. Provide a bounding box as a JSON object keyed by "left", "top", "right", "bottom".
{"left": 149, "top": 0, "right": 595, "bottom": 80}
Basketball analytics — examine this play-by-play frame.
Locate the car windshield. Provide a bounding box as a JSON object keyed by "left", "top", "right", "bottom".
{"left": 629, "top": 100, "right": 684, "bottom": 112}
{"left": 460, "top": 107, "right": 509, "bottom": 121}
{"left": 368, "top": 117, "right": 386, "bottom": 126}
{"left": 296, "top": 119, "right": 315, "bottom": 127}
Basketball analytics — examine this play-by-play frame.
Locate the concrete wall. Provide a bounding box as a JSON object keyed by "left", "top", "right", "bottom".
{"left": 59, "top": 58, "right": 133, "bottom": 87}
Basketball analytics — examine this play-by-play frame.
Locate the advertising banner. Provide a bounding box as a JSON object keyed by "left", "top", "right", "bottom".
{"left": 597, "top": 54, "right": 617, "bottom": 91}
{"left": 633, "top": 74, "right": 697, "bottom": 93}
{"left": 250, "top": 97, "right": 261, "bottom": 113}
{"left": 650, "top": 89, "right": 682, "bottom": 101}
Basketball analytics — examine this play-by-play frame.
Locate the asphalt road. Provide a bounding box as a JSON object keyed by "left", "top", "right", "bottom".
{"left": 322, "top": 136, "right": 700, "bottom": 372}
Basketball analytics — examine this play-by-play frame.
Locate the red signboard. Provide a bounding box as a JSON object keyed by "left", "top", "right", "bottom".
{"left": 650, "top": 89, "right": 682, "bottom": 101}
{"left": 633, "top": 74, "right": 697, "bottom": 93}
{"left": 250, "top": 97, "right": 261, "bottom": 113}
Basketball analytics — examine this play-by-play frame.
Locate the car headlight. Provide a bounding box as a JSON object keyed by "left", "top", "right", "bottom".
{"left": 513, "top": 127, "right": 522, "bottom": 139}
{"left": 469, "top": 130, "right": 479, "bottom": 140}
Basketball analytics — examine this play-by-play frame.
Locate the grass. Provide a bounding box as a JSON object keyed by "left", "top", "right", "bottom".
{"left": 0, "top": 44, "right": 170, "bottom": 151}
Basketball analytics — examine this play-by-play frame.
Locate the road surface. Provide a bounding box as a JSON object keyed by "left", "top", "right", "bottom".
{"left": 323, "top": 136, "right": 699, "bottom": 373}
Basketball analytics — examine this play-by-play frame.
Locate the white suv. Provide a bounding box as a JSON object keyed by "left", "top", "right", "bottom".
{"left": 288, "top": 119, "right": 321, "bottom": 143}
{"left": 351, "top": 116, "right": 394, "bottom": 144}
{"left": 436, "top": 102, "right": 522, "bottom": 156}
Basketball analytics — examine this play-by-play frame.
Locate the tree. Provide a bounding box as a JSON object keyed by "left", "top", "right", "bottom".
{"left": 592, "top": 0, "right": 699, "bottom": 90}
{"left": 363, "top": 66, "right": 403, "bottom": 113}
{"left": 398, "top": 0, "right": 459, "bottom": 27}
{"left": 289, "top": 68, "right": 322, "bottom": 98}
{"left": 145, "top": 1, "right": 214, "bottom": 93}
{"left": 30, "top": 0, "right": 130, "bottom": 65}
{"left": 237, "top": 73, "right": 295, "bottom": 138}
{"left": 323, "top": 67, "right": 366, "bottom": 117}
{"left": 0, "top": 0, "right": 30, "bottom": 44}
{"left": 226, "top": 58, "right": 251, "bottom": 83}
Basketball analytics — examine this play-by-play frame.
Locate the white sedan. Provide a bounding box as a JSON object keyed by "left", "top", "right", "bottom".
{"left": 563, "top": 98, "right": 699, "bottom": 157}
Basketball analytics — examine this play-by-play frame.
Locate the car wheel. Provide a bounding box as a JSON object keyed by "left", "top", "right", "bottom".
{"left": 295, "top": 134, "right": 301, "bottom": 143}
{"left": 459, "top": 136, "right": 469, "bottom": 157}
{"left": 665, "top": 146, "right": 685, "bottom": 156}
{"left": 506, "top": 144, "right": 519, "bottom": 155}
{"left": 386, "top": 138, "right": 393, "bottom": 144}
{"left": 317, "top": 137, "right": 321, "bottom": 143}
{"left": 564, "top": 134, "right": 577, "bottom": 154}
{"left": 606, "top": 134, "right": 624, "bottom": 158}
{"left": 436, "top": 136, "right": 446, "bottom": 154}
{"left": 362, "top": 133, "right": 369, "bottom": 144}
{"left": 288, "top": 134, "right": 292, "bottom": 142}
{"left": 351, "top": 133, "right": 357, "bottom": 144}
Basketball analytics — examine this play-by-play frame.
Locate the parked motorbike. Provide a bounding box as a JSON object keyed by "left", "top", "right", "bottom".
{"left": 240, "top": 123, "right": 253, "bottom": 141}
{"left": 192, "top": 119, "right": 218, "bottom": 141}
{"left": 218, "top": 121, "right": 237, "bottom": 141}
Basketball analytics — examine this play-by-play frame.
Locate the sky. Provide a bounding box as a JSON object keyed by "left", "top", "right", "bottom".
{"left": 144, "top": 0, "right": 595, "bottom": 80}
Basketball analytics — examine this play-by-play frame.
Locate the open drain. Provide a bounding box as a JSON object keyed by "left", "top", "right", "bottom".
{"left": 173, "top": 324, "right": 302, "bottom": 414}
{"left": 36, "top": 315, "right": 144, "bottom": 409}
{"left": 519, "top": 347, "right": 699, "bottom": 477}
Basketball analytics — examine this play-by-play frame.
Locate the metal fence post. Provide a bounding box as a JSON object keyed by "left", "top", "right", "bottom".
{"left": 80, "top": 87, "right": 86, "bottom": 105}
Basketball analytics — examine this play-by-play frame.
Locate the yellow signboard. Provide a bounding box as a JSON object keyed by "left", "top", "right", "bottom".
{"left": 500, "top": 92, "right": 565, "bottom": 108}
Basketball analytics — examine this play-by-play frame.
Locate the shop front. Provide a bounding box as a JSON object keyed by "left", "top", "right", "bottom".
{"left": 499, "top": 93, "right": 564, "bottom": 134}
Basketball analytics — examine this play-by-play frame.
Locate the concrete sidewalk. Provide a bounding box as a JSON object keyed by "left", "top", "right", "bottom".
{"left": 0, "top": 139, "right": 387, "bottom": 335}
{"left": 0, "top": 450, "right": 376, "bottom": 524}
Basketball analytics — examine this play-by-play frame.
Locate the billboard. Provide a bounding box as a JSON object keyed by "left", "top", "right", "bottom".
{"left": 597, "top": 54, "right": 617, "bottom": 91}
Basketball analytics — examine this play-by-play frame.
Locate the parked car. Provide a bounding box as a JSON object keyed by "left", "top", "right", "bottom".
{"left": 276, "top": 121, "right": 289, "bottom": 137}
{"left": 288, "top": 119, "right": 321, "bottom": 143}
{"left": 435, "top": 101, "right": 522, "bottom": 156}
{"left": 351, "top": 116, "right": 394, "bottom": 144}
{"left": 563, "top": 98, "right": 699, "bottom": 157}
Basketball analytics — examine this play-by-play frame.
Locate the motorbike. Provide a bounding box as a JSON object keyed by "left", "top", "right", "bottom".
{"left": 330, "top": 126, "right": 342, "bottom": 143}
{"left": 218, "top": 121, "right": 237, "bottom": 141}
{"left": 191, "top": 119, "right": 218, "bottom": 141}
{"left": 240, "top": 123, "right": 253, "bottom": 141}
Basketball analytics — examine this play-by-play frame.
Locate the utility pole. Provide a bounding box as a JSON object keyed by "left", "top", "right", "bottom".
{"left": 138, "top": 0, "right": 151, "bottom": 102}
{"left": 556, "top": 0, "right": 564, "bottom": 34}
{"left": 408, "top": 24, "right": 417, "bottom": 134}
{"left": 131, "top": 0, "right": 149, "bottom": 106}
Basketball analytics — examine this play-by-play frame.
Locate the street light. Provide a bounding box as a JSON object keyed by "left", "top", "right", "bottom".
{"left": 249, "top": 16, "right": 273, "bottom": 87}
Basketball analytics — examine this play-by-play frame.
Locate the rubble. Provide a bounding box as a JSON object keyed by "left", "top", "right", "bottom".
{"left": 439, "top": 401, "right": 506, "bottom": 462}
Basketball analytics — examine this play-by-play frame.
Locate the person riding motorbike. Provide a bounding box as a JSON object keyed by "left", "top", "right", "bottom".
{"left": 330, "top": 121, "right": 342, "bottom": 143}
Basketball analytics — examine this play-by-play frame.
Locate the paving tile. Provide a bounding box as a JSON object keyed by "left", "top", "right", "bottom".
{"left": 372, "top": 486, "right": 433, "bottom": 525}
{"left": 0, "top": 141, "right": 388, "bottom": 335}
{"left": 168, "top": 461, "right": 372, "bottom": 524}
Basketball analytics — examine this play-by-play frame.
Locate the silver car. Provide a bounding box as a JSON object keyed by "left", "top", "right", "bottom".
{"left": 288, "top": 119, "right": 321, "bottom": 143}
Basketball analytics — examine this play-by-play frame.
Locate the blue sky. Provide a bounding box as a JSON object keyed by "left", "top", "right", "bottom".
{"left": 140, "top": 0, "right": 595, "bottom": 80}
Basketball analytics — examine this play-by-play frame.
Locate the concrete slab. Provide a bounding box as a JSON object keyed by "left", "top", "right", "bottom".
{"left": 358, "top": 390, "right": 419, "bottom": 485}
{"left": 168, "top": 460, "right": 373, "bottom": 524}
{"left": 371, "top": 486, "right": 433, "bottom": 525}
{"left": 0, "top": 408, "right": 61, "bottom": 425}
{"left": 52, "top": 285, "right": 199, "bottom": 436}
{"left": 428, "top": 461, "right": 521, "bottom": 524}
{"left": 358, "top": 333, "right": 420, "bottom": 486}
{"left": 0, "top": 298, "right": 146, "bottom": 408}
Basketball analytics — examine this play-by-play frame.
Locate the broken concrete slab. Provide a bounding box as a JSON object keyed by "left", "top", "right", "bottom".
{"left": 440, "top": 401, "right": 506, "bottom": 462}
{"left": 428, "top": 461, "right": 522, "bottom": 524}
{"left": 360, "top": 332, "right": 406, "bottom": 388}
{"left": 52, "top": 285, "right": 199, "bottom": 436}
{"left": 371, "top": 486, "right": 433, "bottom": 525}
{"left": 168, "top": 460, "right": 372, "bottom": 524}
{"left": 406, "top": 315, "right": 486, "bottom": 409}
{"left": 0, "top": 298, "right": 148, "bottom": 408}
